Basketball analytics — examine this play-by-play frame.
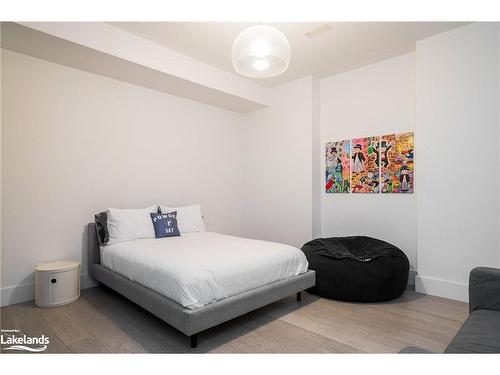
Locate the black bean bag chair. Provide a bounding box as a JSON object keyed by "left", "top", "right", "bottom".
{"left": 301, "top": 236, "right": 409, "bottom": 302}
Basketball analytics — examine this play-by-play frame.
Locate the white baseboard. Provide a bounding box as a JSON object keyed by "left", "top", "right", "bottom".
{"left": 0, "top": 281, "right": 34, "bottom": 307}
{"left": 415, "top": 275, "right": 468, "bottom": 302}
{"left": 1, "top": 271, "right": 458, "bottom": 306}
{"left": 0, "top": 273, "right": 99, "bottom": 307}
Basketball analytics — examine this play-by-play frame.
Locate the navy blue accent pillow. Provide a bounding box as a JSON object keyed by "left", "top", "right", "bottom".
{"left": 150, "top": 211, "right": 180, "bottom": 238}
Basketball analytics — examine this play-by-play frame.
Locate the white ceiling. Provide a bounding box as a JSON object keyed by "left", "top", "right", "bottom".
{"left": 3, "top": 23, "right": 267, "bottom": 112}
{"left": 109, "top": 22, "right": 468, "bottom": 86}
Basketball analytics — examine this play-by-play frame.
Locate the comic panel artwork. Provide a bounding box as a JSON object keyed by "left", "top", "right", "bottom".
{"left": 325, "top": 140, "right": 350, "bottom": 193}
{"left": 380, "top": 132, "right": 414, "bottom": 193}
{"left": 351, "top": 136, "right": 379, "bottom": 193}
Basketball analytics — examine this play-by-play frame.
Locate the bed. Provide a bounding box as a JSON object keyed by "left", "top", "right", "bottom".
{"left": 87, "top": 223, "right": 316, "bottom": 348}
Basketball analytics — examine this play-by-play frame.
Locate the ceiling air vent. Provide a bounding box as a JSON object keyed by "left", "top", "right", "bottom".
{"left": 305, "top": 23, "right": 333, "bottom": 38}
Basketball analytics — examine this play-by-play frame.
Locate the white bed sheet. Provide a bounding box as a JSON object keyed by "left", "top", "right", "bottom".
{"left": 101, "top": 232, "right": 308, "bottom": 309}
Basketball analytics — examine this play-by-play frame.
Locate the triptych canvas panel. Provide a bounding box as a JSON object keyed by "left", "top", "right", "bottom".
{"left": 325, "top": 140, "right": 350, "bottom": 193}
{"left": 351, "top": 136, "right": 379, "bottom": 193}
{"left": 380, "top": 132, "right": 414, "bottom": 193}
{"left": 325, "top": 132, "right": 414, "bottom": 194}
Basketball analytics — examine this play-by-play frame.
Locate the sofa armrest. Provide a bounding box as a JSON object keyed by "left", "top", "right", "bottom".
{"left": 469, "top": 267, "right": 500, "bottom": 313}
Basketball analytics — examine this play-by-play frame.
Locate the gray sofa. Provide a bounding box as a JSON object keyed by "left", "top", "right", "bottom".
{"left": 401, "top": 267, "right": 500, "bottom": 353}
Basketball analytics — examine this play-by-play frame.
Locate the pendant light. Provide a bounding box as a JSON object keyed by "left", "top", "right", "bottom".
{"left": 231, "top": 25, "right": 291, "bottom": 78}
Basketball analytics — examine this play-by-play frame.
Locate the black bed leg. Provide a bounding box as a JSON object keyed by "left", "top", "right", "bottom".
{"left": 190, "top": 334, "right": 198, "bottom": 348}
{"left": 296, "top": 291, "right": 302, "bottom": 302}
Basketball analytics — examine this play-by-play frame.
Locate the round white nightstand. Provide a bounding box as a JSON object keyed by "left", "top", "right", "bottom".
{"left": 35, "top": 261, "right": 80, "bottom": 307}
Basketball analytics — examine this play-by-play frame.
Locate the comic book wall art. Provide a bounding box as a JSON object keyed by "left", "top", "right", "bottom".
{"left": 325, "top": 132, "right": 414, "bottom": 194}
{"left": 325, "top": 140, "right": 350, "bottom": 193}
{"left": 379, "top": 134, "right": 396, "bottom": 192}
{"left": 380, "top": 132, "right": 414, "bottom": 193}
{"left": 351, "top": 136, "right": 379, "bottom": 193}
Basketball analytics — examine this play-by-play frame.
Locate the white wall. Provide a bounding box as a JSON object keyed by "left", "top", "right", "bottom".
{"left": 3, "top": 23, "right": 499, "bottom": 307}
{"left": 240, "top": 77, "right": 314, "bottom": 249}
{"left": 0, "top": 28, "right": 2, "bottom": 296}
{"left": 320, "top": 53, "right": 417, "bottom": 269}
{"left": 1, "top": 49, "right": 245, "bottom": 305}
{"left": 311, "top": 77, "right": 321, "bottom": 239}
{"left": 415, "top": 23, "right": 500, "bottom": 301}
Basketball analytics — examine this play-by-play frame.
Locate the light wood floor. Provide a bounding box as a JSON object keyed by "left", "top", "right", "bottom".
{"left": 0, "top": 286, "right": 468, "bottom": 353}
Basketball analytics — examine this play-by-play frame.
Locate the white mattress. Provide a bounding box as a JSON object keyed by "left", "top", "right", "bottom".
{"left": 101, "top": 232, "right": 308, "bottom": 309}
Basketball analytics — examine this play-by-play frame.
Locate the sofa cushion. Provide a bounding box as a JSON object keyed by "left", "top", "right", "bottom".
{"left": 469, "top": 267, "right": 500, "bottom": 314}
{"left": 445, "top": 310, "right": 500, "bottom": 353}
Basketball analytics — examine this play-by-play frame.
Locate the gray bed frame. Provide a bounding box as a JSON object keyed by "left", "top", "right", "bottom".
{"left": 87, "top": 223, "right": 316, "bottom": 348}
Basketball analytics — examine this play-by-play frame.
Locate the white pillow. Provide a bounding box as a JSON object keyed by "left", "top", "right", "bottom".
{"left": 106, "top": 205, "right": 158, "bottom": 245}
{"left": 159, "top": 204, "right": 205, "bottom": 233}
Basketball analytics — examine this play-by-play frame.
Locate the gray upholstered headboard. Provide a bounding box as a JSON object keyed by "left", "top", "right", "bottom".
{"left": 87, "top": 223, "right": 101, "bottom": 266}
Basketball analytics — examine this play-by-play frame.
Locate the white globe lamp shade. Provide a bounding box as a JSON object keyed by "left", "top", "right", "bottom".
{"left": 231, "top": 25, "right": 291, "bottom": 78}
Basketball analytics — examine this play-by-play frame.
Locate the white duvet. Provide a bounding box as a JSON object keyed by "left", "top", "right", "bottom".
{"left": 101, "top": 232, "right": 308, "bottom": 309}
